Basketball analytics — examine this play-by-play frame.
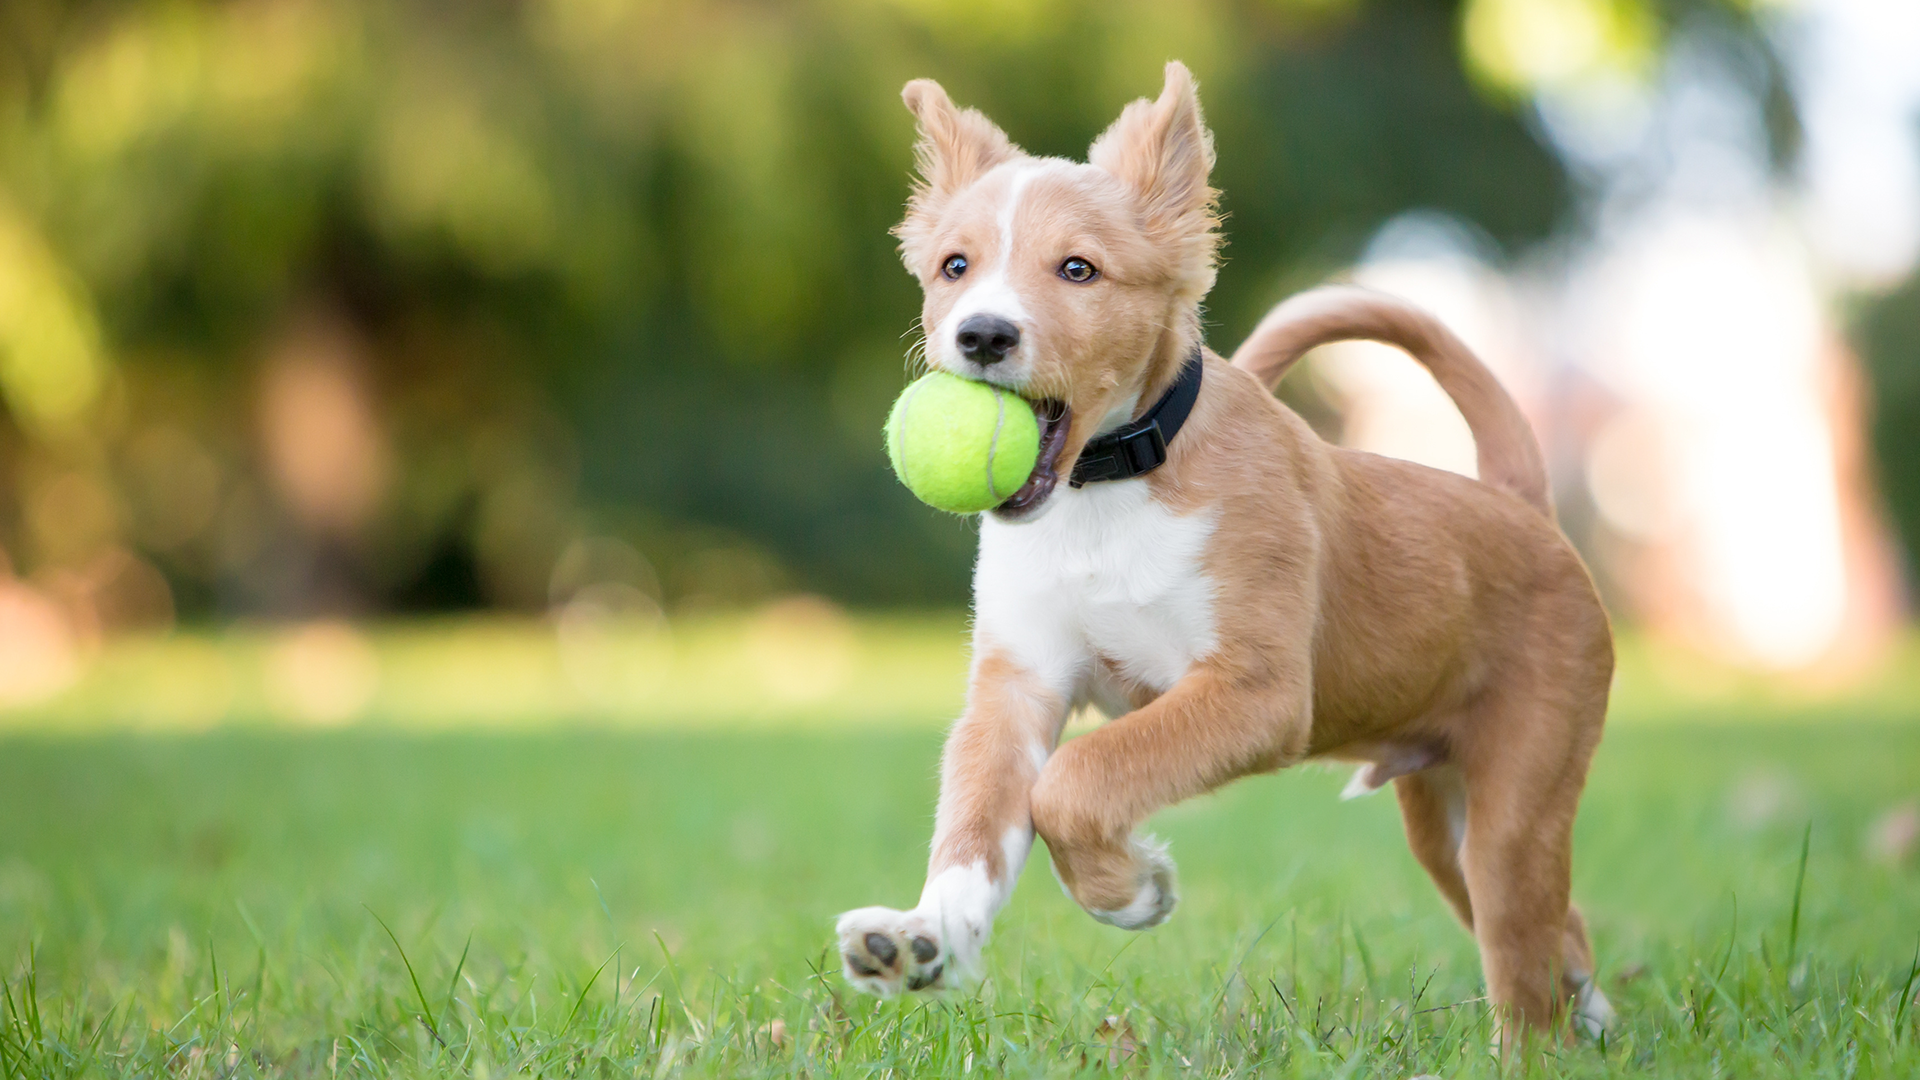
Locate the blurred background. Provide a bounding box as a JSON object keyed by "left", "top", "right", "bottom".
{"left": 0, "top": 0, "right": 1916, "bottom": 727}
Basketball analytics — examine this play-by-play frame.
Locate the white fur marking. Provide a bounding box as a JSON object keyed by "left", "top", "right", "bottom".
{"left": 1096, "top": 390, "right": 1142, "bottom": 436}
{"left": 1000, "top": 823, "right": 1033, "bottom": 886}
{"left": 918, "top": 863, "right": 998, "bottom": 959}
{"left": 1026, "top": 738, "right": 1051, "bottom": 773}
{"left": 1340, "top": 767, "right": 1380, "bottom": 800}
{"left": 1429, "top": 764, "right": 1468, "bottom": 850}
{"left": 933, "top": 163, "right": 1048, "bottom": 374}
{"left": 837, "top": 824, "right": 1035, "bottom": 995}
{"left": 905, "top": 824, "right": 1034, "bottom": 982}
{"left": 998, "top": 166, "right": 1038, "bottom": 255}
{"left": 1082, "top": 833, "right": 1178, "bottom": 930}
{"left": 975, "top": 481, "right": 1219, "bottom": 703}
{"left": 1092, "top": 887, "right": 1163, "bottom": 928}
{"left": 1574, "top": 976, "right": 1617, "bottom": 1038}
{"left": 1082, "top": 662, "right": 1135, "bottom": 721}
{"left": 1337, "top": 764, "right": 1465, "bottom": 835}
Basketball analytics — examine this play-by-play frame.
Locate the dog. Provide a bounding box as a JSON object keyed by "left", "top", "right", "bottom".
{"left": 836, "top": 61, "right": 1615, "bottom": 1045}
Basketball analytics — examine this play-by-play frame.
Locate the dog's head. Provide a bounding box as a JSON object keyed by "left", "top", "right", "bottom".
{"left": 894, "top": 62, "right": 1221, "bottom": 520}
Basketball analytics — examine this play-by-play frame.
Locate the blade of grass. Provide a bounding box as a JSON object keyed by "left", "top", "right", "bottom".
{"left": 1210, "top": 914, "right": 1284, "bottom": 1010}
{"left": 74, "top": 1000, "right": 116, "bottom": 1071}
{"left": 653, "top": 931, "right": 686, "bottom": 1008}
{"left": 205, "top": 935, "right": 230, "bottom": 1049}
{"left": 0, "top": 975, "right": 19, "bottom": 1080}
{"left": 654, "top": 930, "right": 706, "bottom": 1035}
{"left": 366, "top": 906, "right": 446, "bottom": 1050}
{"left": 1894, "top": 937, "right": 1919, "bottom": 1040}
{"left": 1717, "top": 894, "right": 1740, "bottom": 986}
{"left": 1787, "top": 822, "right": 1812, "bottom": 962}
{"left": 589, "top": 878, "right": 623, "bottom": 1016}
{"left": 1351, "top": 920, "right": 1377, "bottom": 993}
{"left": 559, "top": 946, "right": 620, "bottom": 1037}
{"left": 443, "top": 931, "right": 473, "bottom": 1031}
{"left": 20, "top": 946, "right": 41, "bottom": 1044}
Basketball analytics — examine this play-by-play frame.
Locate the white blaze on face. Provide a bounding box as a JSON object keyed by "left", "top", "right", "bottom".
{"left": 932, "top": 163, "right": 1049, "bottom": 373}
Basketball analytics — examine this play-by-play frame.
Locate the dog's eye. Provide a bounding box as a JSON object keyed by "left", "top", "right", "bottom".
{"left": 941, "top": 254, "right": 968, "bottom": 280}
{"left": 1059, "top": 257, "right": 1098, "bottom": 283}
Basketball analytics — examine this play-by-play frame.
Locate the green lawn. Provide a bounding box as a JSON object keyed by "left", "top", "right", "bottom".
{"left": 2, "top": 631, "right": 1918, "bottom": 1077}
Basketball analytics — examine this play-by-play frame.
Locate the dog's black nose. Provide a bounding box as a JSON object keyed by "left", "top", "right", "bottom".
{"left": 955, "top": 315, "right": 1020, "bottom": 364}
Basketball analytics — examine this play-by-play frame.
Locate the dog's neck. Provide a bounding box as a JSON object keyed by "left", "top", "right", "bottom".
{"left": 1069, "top": 343, "right": 1204, "bottom": 488}
{"left": 1132, "top": 324, "right": 1202, "bottom": 420}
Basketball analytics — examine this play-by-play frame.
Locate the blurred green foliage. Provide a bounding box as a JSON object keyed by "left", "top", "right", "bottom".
{"left": 1859, "top": 277, "right": 1920, "bottom": 587}
{"left": 0, "top": 0, "right": 1830, "bottom": 617}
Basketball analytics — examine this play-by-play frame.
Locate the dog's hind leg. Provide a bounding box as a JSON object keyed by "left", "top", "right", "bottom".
{"left": 1451, "top": 617, "right": 1612, "bottom": 1049}
{"left": 1396, "top": 762, "right": 1615, "bottom": 1039}
{"left": 836, "top": 651, "right": 1066, "bottom": 995}
{"left": 1562, "top": 902, "right": 1614, "bottom": 1036}
{"left": 1394, "top": 765, "right": 1473, "bottom": 928}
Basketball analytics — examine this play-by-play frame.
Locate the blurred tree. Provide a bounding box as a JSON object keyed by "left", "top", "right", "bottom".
{"left": 1859, "top": 276, "right": 1920, "bottom": 584}
{"left": 0, "top": 0, "right": 1792, "bottom": 617}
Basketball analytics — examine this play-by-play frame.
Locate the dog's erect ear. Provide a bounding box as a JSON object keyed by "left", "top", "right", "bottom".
{"left": 902, "top": 79, "right": 1016, "bottom": 199}
{"left": 1089, "top": 62, "right": 1219, "bottom": 241}
{"left": 895, "top": 80, "right": 1018, "bottom": 271}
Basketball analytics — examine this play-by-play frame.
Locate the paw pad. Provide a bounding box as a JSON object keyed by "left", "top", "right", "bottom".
{"left": 834, "top": 908, "right": 952, "bottom": 996}
{"left": 863, "top": 932, "right": 898, "bottom": 966}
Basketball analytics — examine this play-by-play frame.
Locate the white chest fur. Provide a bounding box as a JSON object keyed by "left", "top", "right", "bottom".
{"left": 973, "top": 482, "right": 1219, "bottom": 705}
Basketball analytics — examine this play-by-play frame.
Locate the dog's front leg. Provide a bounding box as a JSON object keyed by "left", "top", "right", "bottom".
{"left": 1032, "top": 663, "right": 1308, "bottom": 928}
{"left": 837, "top": 651, "right": 1066, "bottom": 995}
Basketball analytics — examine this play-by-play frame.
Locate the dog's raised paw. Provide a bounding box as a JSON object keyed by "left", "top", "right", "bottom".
{"left": 835, "top": 907, "right": 949, "bottom": 996}
{"left": 1086, "top": 834, "right": 1179, "bottom": 930}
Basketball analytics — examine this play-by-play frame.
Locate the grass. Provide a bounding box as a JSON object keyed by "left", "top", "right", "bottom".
{"left": 0, "top": 622, "right": 1918, "bottom": 1077}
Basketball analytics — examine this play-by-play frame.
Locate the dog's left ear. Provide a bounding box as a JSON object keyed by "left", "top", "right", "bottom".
{"left": 1090, "top": 62, "right": 1219, "bottom": 243}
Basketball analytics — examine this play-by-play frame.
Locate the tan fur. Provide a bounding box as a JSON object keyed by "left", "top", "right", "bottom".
{"left": 844, "top": 62, "right": 1613, "bottom": 1051}
{"left": 1230, "top": 285, "right": 1552, "bottom": 515}
{"left": 1086, "top": 62, "right": 1222, "bottom": 326}
{"left": 931, "top": 651, "right": 1061, "bottom": 879}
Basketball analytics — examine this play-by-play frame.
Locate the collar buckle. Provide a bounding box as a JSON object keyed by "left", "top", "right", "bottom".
{"left": 1068, "top": 348, "right": 1204, "bottom": 489}
{"left": 1068, "top": 422, "right": 1166, "bottom": 488}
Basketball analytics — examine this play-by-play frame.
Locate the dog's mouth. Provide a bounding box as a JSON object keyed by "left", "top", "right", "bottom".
{"left": 993, "top": 398, "right": 1070, "bottom": 520}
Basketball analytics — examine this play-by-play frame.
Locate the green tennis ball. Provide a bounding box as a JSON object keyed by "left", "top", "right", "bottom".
{"left": 885, "top": 371, "right": 1041, "bottom": 514}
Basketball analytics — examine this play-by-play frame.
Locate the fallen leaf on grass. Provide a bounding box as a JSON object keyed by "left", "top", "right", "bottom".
{"left": 1093, "top": 1013, "right": 1140, "bottom": 1067}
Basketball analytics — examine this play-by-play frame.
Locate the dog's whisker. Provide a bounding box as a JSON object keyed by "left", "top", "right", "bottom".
{"left": 902, "top": 336, "right": 931, "bottom": 378}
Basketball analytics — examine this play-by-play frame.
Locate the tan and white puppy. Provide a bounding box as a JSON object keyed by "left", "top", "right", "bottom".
{"left": 837, "top": 62, "right": 1615, "bottom": 1045}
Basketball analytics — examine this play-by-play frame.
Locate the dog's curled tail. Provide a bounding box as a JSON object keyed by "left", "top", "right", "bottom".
{"left": 1230, "top": 285, "right": 1551, "bottom": 517}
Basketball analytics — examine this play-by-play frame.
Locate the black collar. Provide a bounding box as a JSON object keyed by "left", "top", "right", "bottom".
{"left": 1069, "top": 348, "right": 1204, "bottom": 487}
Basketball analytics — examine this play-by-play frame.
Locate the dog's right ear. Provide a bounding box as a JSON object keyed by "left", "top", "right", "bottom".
{"left": 1087, "top": 62, "right": 1221, "bottom": 309}
{"left": 1089, "top": 62, "right": 1218, "bottom": 245}
{"left": 901, "top": 79, "right": 1015, "bottom": 201}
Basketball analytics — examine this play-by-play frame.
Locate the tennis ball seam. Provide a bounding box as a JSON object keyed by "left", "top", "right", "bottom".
{"left": 889, "top": 374, "right": 931, "bottom": 494}
{"left": 986, "top": 386, "right": 1008, "bottom": 502}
